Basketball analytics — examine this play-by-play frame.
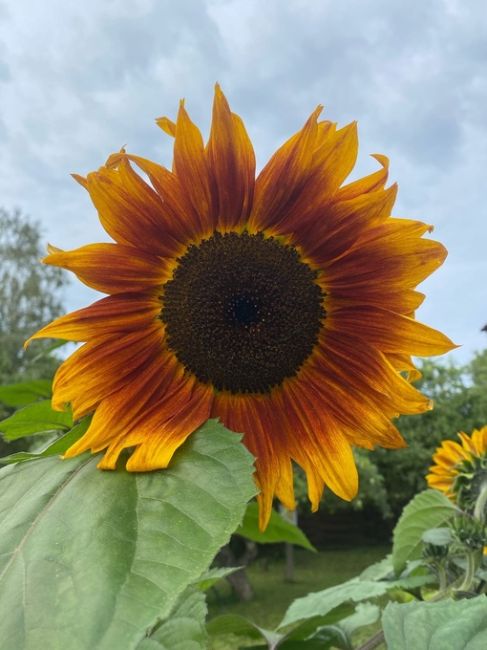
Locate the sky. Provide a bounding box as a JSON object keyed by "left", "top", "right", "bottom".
{"left": 0, "top": 0, "right": 486, "bottom": 366}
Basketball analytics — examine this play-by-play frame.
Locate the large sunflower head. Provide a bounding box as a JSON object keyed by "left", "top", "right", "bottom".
{"left": 29, "top": 85, "right": 455, "bottom": 528}
{"left": 427, "top": 426, "right": 487, "bottom": 512}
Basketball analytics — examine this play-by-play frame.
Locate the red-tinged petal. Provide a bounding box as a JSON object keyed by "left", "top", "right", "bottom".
{"left": 279, "top": 384, "right": 358, "bottom": 502}
{"left": 248, "top": 106, "right": 324, "bottom": 232}
{"left": 86, "top": 162, "right": 181, "bottom": 257}
{"left": 254, "top": 122, "right": 359, "bottom": 239}
{"left": 206, "top": 84, "right": 256, "bottom": 230}
{"left": 331, "top": 289, "right": 425, "bottom": 315}
{"left": 64, "top": 352, "right": 185, "bottom": 459}
{"left": 107, "top": 151, "right": 205, "bottom": 245}
{"left": 27, "top": 291, "right": 161, "bottom": 344}
{"left": 297, "top": 357, "right": 407, "bottom": 450}
{"left": 52, "top": 324, "right": 164, "bottom": 418}
{"left": 173, "top": 101, "right": 214, "bottom": 235}
{"left": 329, "top": 306, "right": 457, "bottom": 356}
{"left": 324, "top": 235, "right": 447, "bottom": 290}
{"left": 121, "top": 381, "right": 213, "bottom": 471}
{"left": 297, "top": 184, "right": 397, "bottom": 262}
{"left": 213, "top": 392, "right": 292, "bottom": 530}
{"left": 335, "top": 154, "right": 390, "bottom": 200}
{"left": 313, "top": 332, "right": 432, "bottom": 415}
{"left": 43, "top": 243, "right": 173, "bottom": 294}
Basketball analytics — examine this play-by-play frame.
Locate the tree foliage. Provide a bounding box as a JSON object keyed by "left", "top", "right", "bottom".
{"left": 0, "top": 207, "right": 66, "bottom": 382}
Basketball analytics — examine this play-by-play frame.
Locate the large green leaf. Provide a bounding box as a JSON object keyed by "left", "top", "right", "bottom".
{"left": 0, "top": 379, "right": 52, "bottom": 407}
{"left": 136, "top": 589, "right": 208, "bottom": 650}
{"left": 0, "top": 417, "right": 90, "bottom": 465}
{"left": 0, "top": 399, "right": 73, "bottom": 439}
{"left": 278, "top": 578, "right": 391, "bottom": 630}
{"left": 382, "top": 596, "right": 487, "bottom": 649}
{"left": 392, "top": 490, "right": 456, "bottom": 574}
{"left": 237, "top": 502, "right": 315, "bottom": 550}
{"left": 0, "top": 420, "right": 256, "bottom": 650}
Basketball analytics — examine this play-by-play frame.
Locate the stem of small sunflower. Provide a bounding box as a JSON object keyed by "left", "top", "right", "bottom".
{"left": 437, "top": 563, "right": 448, "bottom": 593}
{"left": 458, "top": 550, "right": 478, "bottom": 592}
{"left": 474, "top": 481, "right": 487, "bottom": 522}
{"left": 356, "top": 629, "right": 385, "bottom": 650}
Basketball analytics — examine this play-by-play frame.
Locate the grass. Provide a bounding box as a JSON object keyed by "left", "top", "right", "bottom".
{"left": 207, "top": 544, "right": 389, "bottom": 649}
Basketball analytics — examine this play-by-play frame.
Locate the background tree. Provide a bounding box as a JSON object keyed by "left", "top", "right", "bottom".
{"left": 0, "top": 207, "right": 67, "bottom": 383}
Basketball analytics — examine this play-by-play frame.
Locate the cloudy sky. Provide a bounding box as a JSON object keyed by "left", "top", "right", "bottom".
{"left": 1, "top": 0, "right": 486, "bottom": 365}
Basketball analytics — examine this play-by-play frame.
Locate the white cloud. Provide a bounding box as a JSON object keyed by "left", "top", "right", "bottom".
{"left": 0, "top": 0, "right": 486, "bottom": 363}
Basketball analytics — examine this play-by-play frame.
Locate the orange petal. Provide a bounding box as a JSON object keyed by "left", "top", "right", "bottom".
{"left": 156, "top": 115, "right": 176, "bottom": 137}
{"left": 109, "top": 151, "right": 205, "bottom": 245}
{"left": 298, "top": 357, "right": 407, "bottom": 450}
{"left": 26, "top": 291, "right": 161, "bottom": 344}
{"left": 43, "top": 243, "right": 173, "bottom": 294}
{"left": 213, "top": 393, "right": 290, "bottom": 530}
{"left": 121, "top": 381, "right": 213, "bottom": 471}
{"left": 248, "top": 106, "right": 324, "bottom": 232}
{"left": 313, "top": 332, "right": 432, "bottom": 416}
{"left": 280, "top": 384, "right": 358, "bottom": 502}
{"left": 64, "top": 352, "right": 185, "bottom": 458}
{"left": 325, "top": 233, "right": 447, "bottom": 291}
{"left": 52, "top": 324, "right": 164, "bottom": 418}
{"left": 173, "top": 101, "right": 214, "bottom": 235}
{"left": 335, "top": 154, "right": 390, "bottom": 200}
{"left": 206, "top": 84, "right": 256, "bottom": 230}
{"left": 298, "top": 184, "right": 397, "bottom": 262}
{"left": 252, "top": 121, "right": 359, "bottom": 238}
{"left": 86, "top": 160, "right": 181, "bottom": 256}
{"left": 329, "top": 306, "right": 457, "bottom": 356}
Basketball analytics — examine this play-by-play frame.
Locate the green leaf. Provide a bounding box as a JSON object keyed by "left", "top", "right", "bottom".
{"left": 281, "top": 603, "right": 355, "bottom": 642}
{"left": 422, "top": 527, "right": 454, "bottom": 546}
{"left": 359, "top": 555, "right": 394, "bottom": 581}
{"left": 284, "top": 604, "right": 380, "bottom": 650}
{"left": 382, "top": 596, "right": 487, "bottom": 649}
{"left": 306, "top": 625, "right": 352, "bottom": 650}
{"left": 206, "top": 614, "right": 282, "bottom": 647}
{"left": 0, "top": 379, "right": 52, "bottom": 407}
{"left": 279, "top": 638, "right": 342, "bottom": 649}
{"left": 0, "top": 399, "right": 73, "bottom": 439}
{"left": 192, "top": 566, "right": 241, "bottom": 591}
{"left": 278, "top": 578, "right": 391, "bottom": 629}
{"left": 0, "top": 417, "right": 90, "bottom": 465}
{"left": 338, "top": 602, "right": 380, "bottom": 637}
{"left": 236, "top": 502, "right": 315, "bottom": 551}
{"left": 392, "top": 490, "right": 456, "bottom": 574}
{"left": 0, "top": 420, "right": 256, "bottom": 650}
{"left": 136, "top": 589, "right": 207, "bottom": 650}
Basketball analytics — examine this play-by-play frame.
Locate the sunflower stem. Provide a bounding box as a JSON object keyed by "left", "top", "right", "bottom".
{"left": 458, "top": 551, "right": 478, "bottom": 592}
{"left": 357, "top": 629, "right": 385, "bottom": 650}
{"left": 473, "top": 481, "right": 487, "bottom": 522}
{"left": 437, "top": 564, "right": 448, "bottom": 592}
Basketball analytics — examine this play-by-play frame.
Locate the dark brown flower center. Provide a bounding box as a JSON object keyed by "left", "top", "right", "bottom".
{"left": 160, "top": 231, "right": 325, "bottom": 393}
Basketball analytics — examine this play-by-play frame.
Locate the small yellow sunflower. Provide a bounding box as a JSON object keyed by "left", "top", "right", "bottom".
{"left": 427, "top": 427, "right": 487, "bottom": 509}
{"left": 29, "top": 86, "right": 455, "bottom": 528}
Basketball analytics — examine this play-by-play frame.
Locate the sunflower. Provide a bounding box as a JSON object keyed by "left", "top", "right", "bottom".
{"left": 29, "top": 85, "right": 455, "bottom": 528}
{"left": 427, "top": 427, "right": 487, "bottom": 511}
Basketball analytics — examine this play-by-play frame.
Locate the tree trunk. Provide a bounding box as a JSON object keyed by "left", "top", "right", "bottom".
{"left": 279, "top": 505, "right": 298, "bottom": 582}
{"left": 215, "top": 540, "right": 257, "bottom": 601}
